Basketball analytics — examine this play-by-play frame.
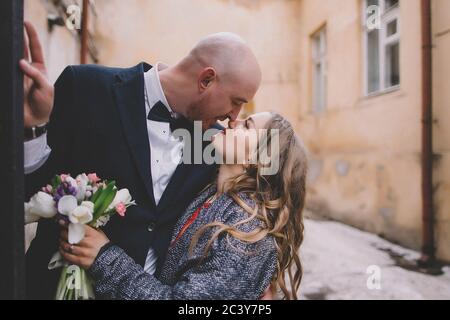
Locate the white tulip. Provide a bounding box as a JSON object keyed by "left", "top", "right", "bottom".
{"left": 68, "top": 201, "right": 94, "bottom": 225}
{"left": 58, "top": 195, "right": 78, "bottom": 216}
{"left": 58, "top": 196, "right": 94, "bottom": 244}
{"left": 76, "top": 174, "right": 90, "bottom": 186}
{"left": 24, "top": 192, "right": 57, "bottom": 224}
{"left": 65, "top": 176, "right": 78, "bottom": 189}
{"left": 75, "top": 174, "right": 89, "bottom": 202}
{"left": 107, "top": 188, "right": 132, "bottom": 211}
{"left": 68, "top": 223, "right": 86, "bottom": 244}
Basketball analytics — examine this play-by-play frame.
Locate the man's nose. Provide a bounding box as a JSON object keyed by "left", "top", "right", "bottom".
{"left": 228, "top": 107, "right": 242, "bottom": 123}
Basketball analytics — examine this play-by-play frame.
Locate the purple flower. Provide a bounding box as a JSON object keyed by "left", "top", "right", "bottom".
{"left": 57, "top": 187, "right": 65, "bottom": 197}
{"left": 68, "top": 186, "right": 77, "bottom": 196}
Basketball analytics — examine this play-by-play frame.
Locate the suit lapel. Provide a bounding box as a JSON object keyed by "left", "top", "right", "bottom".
{"left": 113, "top": 63, "right": 156, "bottom": 208}
{"left": 156, "top": 124, "right": 219, "bottom": 225}
{"left": 156, "top": 163, "right": 217, "bottom": 226}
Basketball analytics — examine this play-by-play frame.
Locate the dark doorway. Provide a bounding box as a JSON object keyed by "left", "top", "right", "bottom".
{"left": 0, "top": 0, "right": 26, "bottom": 300}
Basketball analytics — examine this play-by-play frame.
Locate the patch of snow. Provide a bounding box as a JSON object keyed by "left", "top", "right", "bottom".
{"left": 299, "top": 219, "right": 450, "bottom": 300}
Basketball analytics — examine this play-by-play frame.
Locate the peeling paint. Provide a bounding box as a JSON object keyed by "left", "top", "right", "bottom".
{"left": 379, "top": 207, "right": 394, "bottom": 219}
{"left": 335, "top": 160, "right": 351, "bottom": 176}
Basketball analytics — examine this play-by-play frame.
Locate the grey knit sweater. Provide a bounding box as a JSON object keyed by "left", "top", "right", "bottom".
{"left": 88, "top": 185, "right": 277, "bottom": 300}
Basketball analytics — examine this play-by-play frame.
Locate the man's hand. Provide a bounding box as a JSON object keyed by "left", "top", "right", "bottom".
{"left": 59, "top": 222, "right": 110, "bottom": 270}
{"left": 20, "top": 21, "right": 54, "bottom": 128}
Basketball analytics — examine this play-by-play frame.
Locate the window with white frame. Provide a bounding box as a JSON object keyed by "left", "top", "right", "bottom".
{"left": 363, "top": 0, "right": 400, "bottom": 95}
{"left": 312, "top": 27, "right": 327, "bottom": 113}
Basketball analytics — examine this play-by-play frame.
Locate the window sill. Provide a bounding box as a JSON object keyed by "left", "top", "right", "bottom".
{"left": 363, "top": 85, "right": 401, "bottom": 99}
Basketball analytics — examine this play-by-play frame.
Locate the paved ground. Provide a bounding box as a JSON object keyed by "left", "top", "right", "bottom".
{"left": 299, "top": 218, "right": 450, "bottom": 300}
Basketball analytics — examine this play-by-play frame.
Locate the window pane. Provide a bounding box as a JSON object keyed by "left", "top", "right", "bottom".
{"left": 385, "top": 0, "right": 399, "bottom": 11}
{"left": 367, "top": 0, "right": 379, "bottom": 9}
{"left": 312, "top": 28, "right": 326, "bottom": 112}
{"left": 367, "top": 29, "right": 380, "bottom": 93}
{"left": 313, "top": 63, "right": 321, "bottom": 112}
{"left": 312, "top": 34, "right": 321, "bottom": 60}
{"left": 320, "top": 31, "right": 326, "bottom": 55}
{"left": 387, "top": 19, "right": 398, "bottom": 37}
{"left": 385, "top": 42, "right": 400, "bottom": 87}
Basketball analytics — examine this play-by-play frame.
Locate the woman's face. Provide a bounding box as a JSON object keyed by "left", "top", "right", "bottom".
{"left": 212, "top": 112, "right": 273, "bottom": 165}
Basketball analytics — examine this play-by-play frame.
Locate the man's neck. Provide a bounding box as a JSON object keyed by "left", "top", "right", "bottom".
{"left": 158, "top": 66, "right": 189, "bottom": 118}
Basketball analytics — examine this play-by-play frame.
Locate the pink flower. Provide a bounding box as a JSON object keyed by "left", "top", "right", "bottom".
{"left": 115, "top": 202, "right": 126, "bottom": 217}
{"left": 88, "top": 173, "right": 101, "bottom": 184}
{"left": 60, "top": 174, "right": 69, "bottom": 182}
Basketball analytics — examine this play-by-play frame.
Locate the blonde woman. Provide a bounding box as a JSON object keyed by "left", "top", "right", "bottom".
{"left": 59, "top": 112, "right": 308, "bottom": 300}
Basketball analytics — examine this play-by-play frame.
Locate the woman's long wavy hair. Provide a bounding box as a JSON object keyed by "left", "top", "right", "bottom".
{"left": 189, "top": 112, "right": 308, "bottom": 300}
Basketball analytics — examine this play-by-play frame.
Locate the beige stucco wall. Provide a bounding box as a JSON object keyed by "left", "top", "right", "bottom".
{"left": 298, "top": 0, "right": 428, "bottom": 255}
{"left": 93, "top": 0, "right": 301, "bottom": 120}
{"left": 432, "top": 0, "right": 450, "bottom": 261}
{"left": 24, "top": 0, "right": 81, "bottom": 83}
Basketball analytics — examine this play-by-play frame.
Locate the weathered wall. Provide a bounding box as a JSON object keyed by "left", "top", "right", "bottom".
{"left": 24, "top": 0, "right": 81, "bottom": 83}
{"left": 298, "top": 0, "right": 426, "bottom": 254}
{"left": 93, "top": 0, "right": 301, "bottom": 120}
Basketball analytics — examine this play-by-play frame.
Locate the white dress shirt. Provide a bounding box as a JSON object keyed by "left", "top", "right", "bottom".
{"left": 24, "top": 134, "right": 51, "bottom": 175}
{"left": 24, "top": 62, "right": 184, "bottom": 275}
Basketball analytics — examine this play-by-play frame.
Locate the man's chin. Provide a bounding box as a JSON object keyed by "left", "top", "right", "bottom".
{"left": 202, "top": 120, "right": 216, "bottom": 130}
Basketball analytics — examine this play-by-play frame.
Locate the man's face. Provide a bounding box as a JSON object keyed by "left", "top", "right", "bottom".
{"left": 187, "top": 69, "right": 259, "bottom": 130}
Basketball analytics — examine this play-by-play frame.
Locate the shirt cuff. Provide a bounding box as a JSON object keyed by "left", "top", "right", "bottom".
{"left": 24, "top": 133, "right": 51, "bottom": 175}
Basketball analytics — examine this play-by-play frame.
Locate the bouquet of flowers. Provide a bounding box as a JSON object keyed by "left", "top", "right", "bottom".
{"left": 25, "top": 173, "right": 136, "bottom": 300}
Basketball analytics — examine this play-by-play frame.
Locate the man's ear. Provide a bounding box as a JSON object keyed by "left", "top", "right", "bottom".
{"left": 198, "top": 67, "right": 217, "bottom": 91}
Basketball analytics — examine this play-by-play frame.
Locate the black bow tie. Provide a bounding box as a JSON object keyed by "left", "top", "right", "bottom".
{"left": 147, "top": 101, "right": 191, "bottom": 132}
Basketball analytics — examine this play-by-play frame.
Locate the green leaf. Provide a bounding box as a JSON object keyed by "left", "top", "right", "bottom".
{"left": 90, "top": 185, "right": 103, "bottom": 203}
{"left": 51, "top": 175, "right": 62, "bottom": 190}
{"left": 93, "top": 181, "right": 117, "bottom": 220}
{"left": 93, "top": 183, "right": 113, "bottom": 213}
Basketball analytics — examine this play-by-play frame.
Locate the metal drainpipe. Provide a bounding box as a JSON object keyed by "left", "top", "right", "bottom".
{"left": 80, "top": 0, "right": 89, "bottom": 64}
{"left": 419, "top": 0, "right": 435, "bottom": 266}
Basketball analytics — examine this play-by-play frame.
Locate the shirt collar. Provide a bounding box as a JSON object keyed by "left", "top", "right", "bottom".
{"left": 144, "top": 62, "right": 178, "bottom": 118}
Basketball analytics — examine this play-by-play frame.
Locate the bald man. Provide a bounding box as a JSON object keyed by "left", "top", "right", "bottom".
{"left": 21, "top": 22, "right": 264, "bottom": 299}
